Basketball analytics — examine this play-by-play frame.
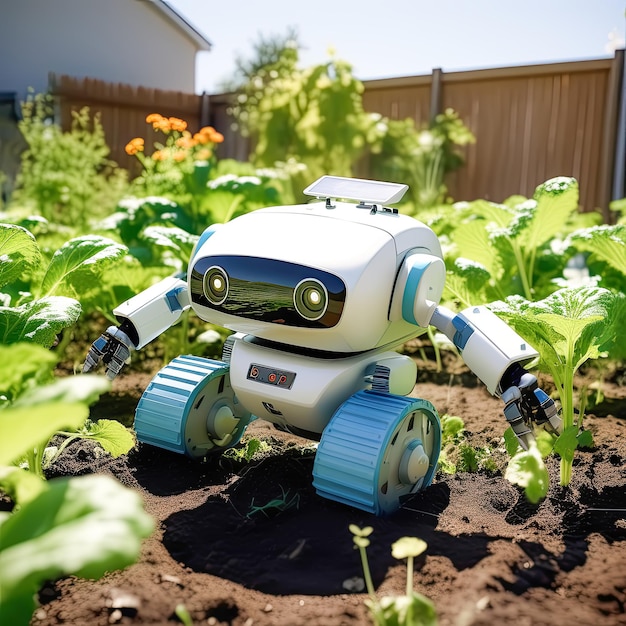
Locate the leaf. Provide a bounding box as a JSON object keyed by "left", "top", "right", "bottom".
{"left": 577, "top": 429, "right": 594, "bottom": 449}
{"left": 443, "top": 259, "right": 491, "bottom": 307}
{"left": 0, "top": 296, "right": 81, "bottom": 347}
{"left": 0, "top": 466, "right": 46, "bottom": 507}
{"left": 553, "top": 425, "right": 580, "bottom": 464}
{"left": 441, "top": 414, "right": 465, "bottom": 443}
{"left": 452, "top": 219, "right": 500, "bottom": 276}
{"left": 15, "top": 374, "right": 110, "bottom": 409}
{"left": 391, "top": 537, "right": 427, "bottom": 560}
{"left": 503, "top": 426, "right": 522, "bottom": 457}
{"left": 535, "top": 429, "right": 557, "bottom": 458}
{"left": 376, "top": 592, "right": 438, "bottom": 626}
{"left": 142, "top": 225, "right": 199, "bottom": 263}
{"left": 80, "top": 419, "right": 135, "bottom": 457}
{"left": 39, "top": 235, "right": 128, "bottom": 297}
{"left": 519, "top": 177, "right": 579, "bottom": 250}
{"left": 0, "top": 403, "right": 88, "bottom": 466}
{"left": 0, "top": 343, "right": 58, "bottom": 402}
{"left": 568, "top": 224, "right": 626, "bottom": 277}
{"left": 0, "top": 474, "right": 154, "bottom": 624}
{"left": 505, "top": 443, "right": 549, "bottom": 504}
{"left": 0, "top": 224, "right": 41, "bottom": 290}
{"left": 349, "top": 524, "right": 374, "bottom": 537}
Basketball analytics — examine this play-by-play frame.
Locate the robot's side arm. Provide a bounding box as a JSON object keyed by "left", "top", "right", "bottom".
{"left": 83, "top": 274, "right": 190, "bottom": 379}
{"left": 430, "top": 305, "right": 562, "bottom": 449}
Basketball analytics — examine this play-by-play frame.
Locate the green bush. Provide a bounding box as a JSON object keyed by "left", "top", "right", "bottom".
{"left": 11, "top": 93, "right": 128, "bottom": 229}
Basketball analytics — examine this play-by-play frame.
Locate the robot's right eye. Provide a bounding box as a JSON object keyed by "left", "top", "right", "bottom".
{"left": 293, "top": 279, "right": 328, "bottom": 321}
{"left": 203, "top": 266, "right": 229, "bottom": 305}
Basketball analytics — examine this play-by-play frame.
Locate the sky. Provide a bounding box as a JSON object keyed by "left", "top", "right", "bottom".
{"left": 166, "top": 0, "right": 626, "bottom": 95}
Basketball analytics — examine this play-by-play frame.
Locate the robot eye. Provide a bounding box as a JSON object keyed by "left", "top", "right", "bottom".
{"left": 203, "top": 266, "right": 229, "bottom": 305}
{"left": 293, "top": 279, "right": 328, "bottom": 321}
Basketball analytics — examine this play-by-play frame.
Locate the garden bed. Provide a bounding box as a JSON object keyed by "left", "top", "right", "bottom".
{"left": 34, "top": 357, "right": 626, "bottom": 626}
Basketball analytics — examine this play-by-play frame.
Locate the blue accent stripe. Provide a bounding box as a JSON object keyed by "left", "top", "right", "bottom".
{"left": 401, "top": 258, "right": 431, "bottom": 326}
{"left": 190, "top": 225, "right": 219, "bottom": 264}
{"left": 165, "top": 287, "right": 185, "bottom": 312}
{"left": 452, "top": 315, "right": 474, "bottom": 350}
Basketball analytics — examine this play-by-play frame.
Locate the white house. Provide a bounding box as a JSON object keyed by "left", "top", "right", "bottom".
{"left": 0, "top": 0, "right": 211, "bottom": 100}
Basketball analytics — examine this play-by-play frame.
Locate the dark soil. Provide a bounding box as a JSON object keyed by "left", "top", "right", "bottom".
{"left": 32, "top": 353, "right": 626, "bottom": 626}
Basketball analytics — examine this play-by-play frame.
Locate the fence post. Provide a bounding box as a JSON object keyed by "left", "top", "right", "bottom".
{"left": 612, "top": 48, "right": 626, "bottom": 208}
{"left": 430, "top": 68, "right": 443, "bottom": 122}
{"left": 200, "top": 90, "right": 210, "bottom": 128}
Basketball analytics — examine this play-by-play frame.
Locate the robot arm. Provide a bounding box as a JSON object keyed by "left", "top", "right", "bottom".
{"left": 430, "top": 305, "right": 562, "bottom": 449}
{"left": 83, "top": 274, "right": 190, "bottom": 379}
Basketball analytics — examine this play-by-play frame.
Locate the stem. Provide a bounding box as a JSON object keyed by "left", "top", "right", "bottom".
{"left": 26, "top": 447, "right": 43, "bottom": 479}
{"left": 560, "top": 456, "right": 573, "bottom": 486}
{"left": 427, "top": 326, "right": 442, "bottom": 373}
{"left": 48, "top": 434, "right": 81, "bottom": 467}
{"left": 358, "top": 545, "right": 377, "bottom": 603}
{"left": 223, "top": 196, "right": 244, "bottom": 223}
{"left": 559, "top": 350, "right": 576, "bottom": 487}
{"left": 406, "top": 556, "right": 414, "bottom": 597}
{"left": 510, "top": 243, "right": 533, "bottom": 300}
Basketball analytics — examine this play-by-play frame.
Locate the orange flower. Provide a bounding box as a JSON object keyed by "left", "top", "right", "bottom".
{"left": 195, "top": 148, "right": 213, "bottom": 160}
{"left": 168, "top": 117, "right": 188, "bottom": 132}
{"left": 124, "top": 137, "right": 144, "bottom": 155}
{"left": 176, "top": 135, "right": 196, "bottom": 149}
{"left": 153, "top": 117, "right": 171, "bottom": 132}
{"left": 195, "top": 126, "right": 224, "bottom": 144}
{"left": 152, "top": 150, "right": 165, "bottom": 161}
{"left": 172, "top": 150, "right": 187, "bottom": 162}
{"left": 146, "top": 113, "right": 164, "bottom": 124}
{"left": 193, "top": 132, "right": 210, "bottom": 145}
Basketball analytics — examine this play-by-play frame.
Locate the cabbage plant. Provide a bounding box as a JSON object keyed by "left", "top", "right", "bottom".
{"left": 492, "top": 286, "right": 617, "bottom": 491}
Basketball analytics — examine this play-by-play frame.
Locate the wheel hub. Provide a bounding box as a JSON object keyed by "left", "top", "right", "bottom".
{"left": 398, "top": 439, "right": 430, "bottom": 485}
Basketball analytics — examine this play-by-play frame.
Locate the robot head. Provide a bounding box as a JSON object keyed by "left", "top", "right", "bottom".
{"left": 188, "top": 177, "right": 445, "bottom": 353}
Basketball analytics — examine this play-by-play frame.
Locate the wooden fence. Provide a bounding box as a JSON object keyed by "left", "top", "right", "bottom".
{"left": 50, "top": 52, "right": 624, "bottom": 217}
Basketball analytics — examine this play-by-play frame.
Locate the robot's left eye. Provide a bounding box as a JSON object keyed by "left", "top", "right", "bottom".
{"left": 293, "top": 279, "right": 328, "bottom": 321}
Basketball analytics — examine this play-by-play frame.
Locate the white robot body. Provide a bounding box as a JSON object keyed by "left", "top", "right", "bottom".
{"left": 86, "top": 176, "right": 558, "bottom": 516}
{"left": 188, "top": 201, "right": 443, "bottom": 353}
{"left": 227, "top": 336, "right": 417, "bottom": 435}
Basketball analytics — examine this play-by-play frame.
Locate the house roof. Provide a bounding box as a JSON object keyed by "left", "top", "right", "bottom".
{"left": 145, "top": 0, "right": 212, "bottom": 51}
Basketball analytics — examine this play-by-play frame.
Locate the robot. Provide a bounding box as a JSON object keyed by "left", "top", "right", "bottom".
{"left": 83, "top": 176, "right": 561, "bottom": 515}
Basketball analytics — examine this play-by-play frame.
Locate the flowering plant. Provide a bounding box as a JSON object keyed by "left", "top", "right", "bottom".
{"left": 124, "top": 113, "right": 224, "bottom": 203}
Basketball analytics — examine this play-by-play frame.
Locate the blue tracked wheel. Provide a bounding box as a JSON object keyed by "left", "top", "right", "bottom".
{"left": 134, "top": 355, "right": 252, "bottom": 459}
{"left": 312, "top": 390, "right": 441, "bottom": 515}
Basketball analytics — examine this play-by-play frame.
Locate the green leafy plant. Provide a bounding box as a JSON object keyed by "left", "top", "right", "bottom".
{"left": 437, "top": 414, "right": 465, "bottom": 474}
{"left": 0, "top": 344, "right": 134, "bottom": 480}
{"left": 12, "top": 92, "right": 127, "bottom": 229}
{"left": 349, "top": 525, "right": 437, "bottom": 626}
{"left": 503, "top": 439, "right": 550, "bottom": 504}
{"left": 0, "top": 223, "right": 128, "bottom": 348}
{"left": 230, "top": 46, "right": 386, "bottom": 199}
{"left": 174, "top": 604, "right": 194, "bottom": 626}
{"left": 247, "top": 486, "right": 300, "bottom": 518}
{"left": 492, "top": 286, "right": 617, "bottom": 488}
{"left": 0, "top": 350, "right": 153, "bottom": 625}
{"left": 223, "top": 436, "right": 271, "bottom": 463}
{"left": 444, "top": 177, "right": 581, "bottom": 306}
{"left": 437, "top": 414, "right": 498, "bottom": 475}
{"left": 371, "top": 109, "right": 475, "bottom": 211}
